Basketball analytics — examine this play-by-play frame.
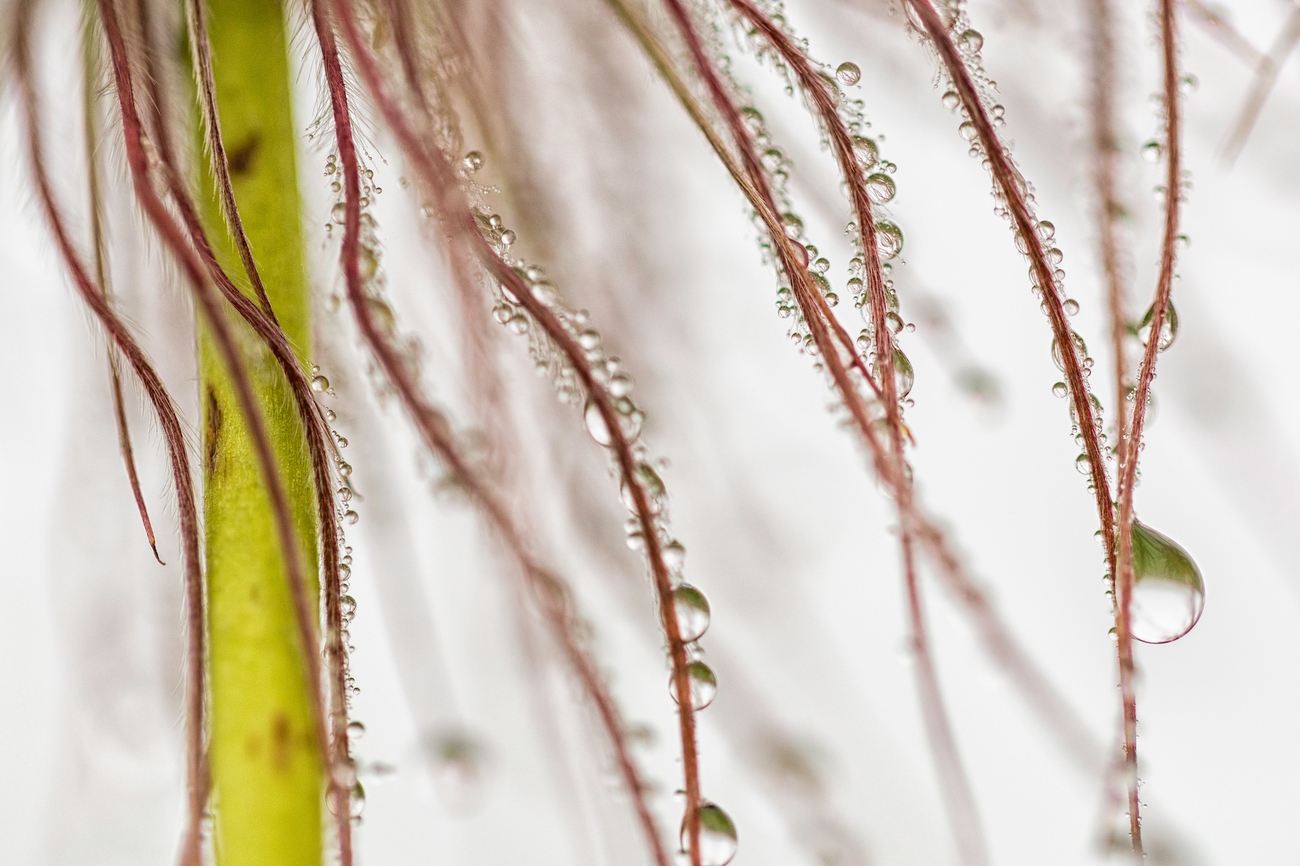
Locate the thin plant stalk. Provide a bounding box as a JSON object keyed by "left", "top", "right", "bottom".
{"left": 81, "top": 8, "right": 164, "bottom": 566}
{"left": 12, "top": 10, "right": 207, "bottom": 863}
{"left": 1114, "top": 0, "right": 1186, "bottom": 852}
{"left": 309, "top": 5, "right": 671, "bottom": 865}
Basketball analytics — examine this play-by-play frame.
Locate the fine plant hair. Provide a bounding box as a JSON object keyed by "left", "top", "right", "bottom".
{"left": 14, "top": 0, "right": 1245, "bottom": 862}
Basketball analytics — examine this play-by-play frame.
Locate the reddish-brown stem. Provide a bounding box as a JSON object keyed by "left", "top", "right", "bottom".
{"left": 13, "top": 11, "right": 207, "bottom": 862}
{"left": 81, "top": 25, "right": 165, "bottom": 566}
{"left": 903, "top": 0, "right": 1117, "bottom": 577}
{"left": 95, "top": 0, "right": 334, "bottom": 822}
{"left": 1113, "top": 0, "right": 1185, "bottom": 851}
{"left": 310, "top": 5, "right": 671, "bottom": 864}
{"left": 183, "top": 0, "right": 279, "bottom": 321}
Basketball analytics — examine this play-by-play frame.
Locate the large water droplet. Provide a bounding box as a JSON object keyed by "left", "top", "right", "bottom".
{"left": 311, "top": 375, "right": 331, "bottom": 392}
{"left": 876, "top": 221, "right": 904, "bottom": 260}
{"left": 671, "top": 660, "right": 718, "bottom": 710}
{"left": 941, "top": 90, "right": 960, "bottom": 111}
{"left": 673, "top": 585, "right": 711, "bottom": 642}
{"left": 851, "top": 136, "right": 879, "bottom": 169}
{"left": 864, "top": 173, "right": 896, "bottom": 204}
{"left": 462, "top": 150, "right": 484, "bottom": 173}
{"left": 1128, "top": 521, "right": 1204, "bottom": 644}
{"left": 1138, "top": 301, "right": 1178, "bottom": 352}
{"left": 835, "top": 62, "right": 861, "bottom": 85}
{"left": 680, "top": 802, "right": 738, "bottom": 866}
{"left": 957, "top": 29, "right": 984, "bottom": 52}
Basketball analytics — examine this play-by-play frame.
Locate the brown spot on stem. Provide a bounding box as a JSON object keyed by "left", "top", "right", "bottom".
{"left": 228, "top": 132, "right": 260, "bottom": 176}
{"left": 271, "top": 712, "right": 292, "bottom": 772}
{"left": 205, "top": 387, "right": 222, "bottom": 477}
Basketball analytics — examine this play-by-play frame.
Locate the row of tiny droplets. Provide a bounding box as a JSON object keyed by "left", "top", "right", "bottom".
{"left": 311, "top": 147, "right": 399, "bottom": 823}
{"left": 720, "top": 3, "right": 917, "bottom": 430}
{"left": 928, "top": 1, "right": 1111, "bottom": 488}
{"left": 464, "top": 150, "right": 739, "bottom": 863}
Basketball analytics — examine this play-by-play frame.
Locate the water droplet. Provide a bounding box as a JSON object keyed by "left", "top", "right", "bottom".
{"left": 941, "top": 90, "right": 960, "bottom": 110}
{"left": 1052, "top": 381, "right": 1069, "bottom": 398}
{"left": 1142, "top": 140, "right": 1163, "bottom": 163}
{"left": 673, "top": 585, "right": 711, "bottom": 642}
{"left": 680, "top": 802, "right": 738, "bottom": 866}
{"left": 325, "top": 408, "right": 337, "bottom": 422}
{"left": 331, "top": 202, "right": 347, "bottom": 224}
{"left": 1128, "top": 521, "right": 1204, "bottom": 644}
{"left": 1051, "top": 331, "right": 1088, "bottom": 371}
{"left": 1075, "top": 453, "right": 1091, "bottom": 475}
{"left": 601, "top": 374, "right": 631, "bottom": 400}
{"left": 499, "top": 229, "right": 517, "bottom": 247}
{"left": 851, "top": 136, "right": 879, "bottom": 169}
{"left": 344, "top": 510, "right": 360, "bottom": 525}
{"left": 1138, "top": 301, "right": 1178, "bottom": 351}
{"left": 1036, "top": 220, "right": 1056, "bottom": 241}
{"left": 781, "top": 212, "right": 805, "bottom": 239}
{"left": 1063, "top": 298, "right": 1080, "bottom": 316}
{"left": 874, "top": 349, "right": 914, "bottom": 399}
{"left": 835, "top": 61, "right": 861, "bottom": 85}
{"left": 670, "top": 660, "right": 718, "bottom": 710}
{"left": 875, "top": 221, "right": 904, "bottom": 260}
{"left": 578, "top": 329, "right": 602, "bottom": 350}
{"left": 340, "top": 595, "right": 357, "bottom": 618}
{"left": 338, "top": 460, "right": 353, "bottom": 478}
{"left": 462, "top": 150, "right": 484, "bottom": 173}
{"left": 740, "top": 106, "right": 765, "bottom": 133}
{"left": 346, "top": 720, "right": 366, "bottom": 741}
{"left": 350, "top": 782, "right": 366, "bottom": 818}
{"left": 584, "top": 398, "right": 613, "bottom": 446}
{"left": 864, "top": 173, "right": 896, "bottom": 204}
{"left": 507, "top": 315, "right": 529, "bottom": 335}
{"left": 663, "top": 540, "right": 686, "bottom": 572}
{"left": 958, "top": 121, "right": 978, "bottom": 141}
{"left": 957, "top": 29, "right": 984, "bottom": 52}
{"left": 312, "top": 375, "right": 330, "bottom": 393}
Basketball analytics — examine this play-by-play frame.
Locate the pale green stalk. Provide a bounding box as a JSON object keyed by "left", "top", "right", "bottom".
{"left": 197, "top": 1, "right": 323, "bottom": 863}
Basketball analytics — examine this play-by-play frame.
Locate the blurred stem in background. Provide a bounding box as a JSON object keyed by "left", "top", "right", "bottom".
{"left": 196, "top": 0, "right": 323, "bottom": 862}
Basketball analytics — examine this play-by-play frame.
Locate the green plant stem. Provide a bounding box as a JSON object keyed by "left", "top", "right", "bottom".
{"left": 197, "top": 1, "right": 323, "bottom": 863}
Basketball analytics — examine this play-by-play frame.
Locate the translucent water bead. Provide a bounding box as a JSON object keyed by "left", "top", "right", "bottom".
{"left": 670, "top": 660, "right": 718, "bottom": 710}
{"left": 1127, "top": 521, "right": 1205, "bottom": 644}
{"left": 673, "top": 585, "right": 711, "bottom": 642}
{"left": 680, "top": 802, "right": 739, "bottom": 866}
{"left": 835, "top": 62, "right": 861, "bottom": 86}
{"left": 425, "top": 731, "right": 487, "bottom": 812}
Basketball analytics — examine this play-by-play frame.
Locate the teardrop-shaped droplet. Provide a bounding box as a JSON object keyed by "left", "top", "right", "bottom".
{"left": 584, "top": 398, "right": 613, "bottom": 446}
{"left": 1138, "top": 301, "right": 1178, "bottom": 351}
{"left": 1127, "top": 521, "right": 1204, "bottom": 644}
{"left": 680, "top": 802, "right": 739, "bottom": 866}
{"left": 673, "top": 585, "right": 712, "bottom": 642}
{"left": 670, "top": 660, "right": 718, "bottom": 710}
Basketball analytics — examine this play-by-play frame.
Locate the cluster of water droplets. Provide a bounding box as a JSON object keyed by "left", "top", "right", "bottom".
{"left": 465, "top": 152, "right": 733, "bottom": 865}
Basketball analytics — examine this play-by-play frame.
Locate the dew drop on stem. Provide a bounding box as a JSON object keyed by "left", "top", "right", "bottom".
{"left": 680, "top": 802, "right": 738, "bottom": 866}
{"left": 673, "top": 585, "right": 712, "bottom": 642}
{"left": 1127, "top": 521, "right": 1205, "bottom": 644}
{"left": 670, "top": 659, "right": 718, "bottom": 710}
{"left": 957, "top": 29, "right": 984, "bottom": 53}
{"left": 1139, "top": 301, "right": 1179, "bottom": 351}
{"left": 835, "top": 61, "right": 861, "bottom": 85}
{"left": 864, "top": 173, "right": 896, "bottom": 204}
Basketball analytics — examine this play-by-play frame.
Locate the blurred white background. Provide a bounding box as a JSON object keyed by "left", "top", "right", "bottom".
{"left": 3, "top": 0, "right": 1300, "bottom": 864}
